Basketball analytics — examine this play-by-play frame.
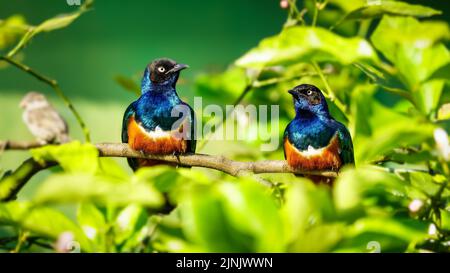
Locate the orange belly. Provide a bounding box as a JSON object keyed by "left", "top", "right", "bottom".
{"left": 284, "top": 134, "right": 342, "bottom": 171}
{"left": 127, "top": 116, "right": 188, "bottom": 155}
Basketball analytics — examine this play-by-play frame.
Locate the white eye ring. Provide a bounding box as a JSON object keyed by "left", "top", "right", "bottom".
{"left": 306, "top": 90, "right": 313, "bottom": 96}
{"left": 157, "top": 66, "right": 166, "bottom": 73}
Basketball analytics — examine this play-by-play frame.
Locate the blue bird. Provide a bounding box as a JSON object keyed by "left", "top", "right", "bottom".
{"left": 283, "top": 84, "right": 354, "bottom": 179}
{"left": 121, "top": 58, "right": 196, "bottom": 170}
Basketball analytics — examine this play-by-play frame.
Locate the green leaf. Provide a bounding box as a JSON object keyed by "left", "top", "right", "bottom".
{"left": 30, "top": 141, "right": 99, "bottom": 174}
{"left": 328, "top": 0, "right": 366, "bottom": 13}
{"left": 408, "top": 172, "right": 441, "bottom": 196}
{"left": 347, "top": 217, "right": 428, "bottom": 243}
{"left": 413, "top": 79, "right": 445, "bottom": 115}
{"left": 353, "top": 63, "right": 410, "bottom": 100}
{"left": 134, "top": 166, "right": 181, "bottom": 193}
{"left": 336, "top": 217, "right": 428, "bottom": 252}
{"left": 23, "top": 206, "right": 92, "bottom": 251}
{"left": 113, "top": 204, "right": 148, "bottom": 247}
{"left": 0, "top": 201, "right": 32, "bottom": 225}
{"left": 236, "top": 26, "right": 378, "bottom": 69}
{"left": 438, "top": 103, "right": 450, "bottom": 120}
{"left": 218, "top": 180, "right": 285, "bottom": 252}
{"left": 291, "top": 223, "right": 345, "bottom": 252}
{"left": 77, "top": 203, "right": 107, "bottom": 249}
{"left": 371, "top": 16, "right": 450, "bottom": 91}
{"left": 352, "top": 90, "right": 434, "bottom": 163}
{"left": 180, "top": 179, "right": 284, "bottom": 252}
{"left": 7, "top": 4, "right": 90, "bottom": 57}
{"left": 0, "top": 15, "right": 29, "bottom": 50}
{"left": 0, "top": 201, "right": 93, "bottom": 252}
{"left": 114, "top": 75, "right": 141, "bottom": 96}
{"left": 344, "top": 1, "right": 441, "bottom": 21}
{"left": 441, "top": 209, "right": 450, "bottom": 231}
{"left": 281, "top": 180, "right": 335, "bottom": 245}
{"left": 34, "top": 173, "right": 164, "bottom": 208}
{"left": 98, "top": 158, "right": 129, "bottom": 180}
{"left": 35, "top": 12, "right": 84, "bottom": 33}
{"left": 334, "top": 166, "right": 407, "bottom": 214}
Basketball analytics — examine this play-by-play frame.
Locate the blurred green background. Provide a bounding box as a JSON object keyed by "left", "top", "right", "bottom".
{"left": 0, "top": 0, "right": 285, "bottom": 195}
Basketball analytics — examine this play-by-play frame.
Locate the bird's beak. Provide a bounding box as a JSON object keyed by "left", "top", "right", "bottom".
{"left": 166, "top": 63, "right": 189, "bottom": 74}
{"left": 288, "top": 89, "right": 296, "bottom": 97}
{"left": 19, "top": 100, "right": 26, "bottom": 109}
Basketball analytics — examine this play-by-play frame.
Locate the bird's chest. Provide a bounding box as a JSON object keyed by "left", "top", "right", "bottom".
{"left": 127, "top": 94, "right": 188, "bottom": 155}
{"left": 284, "top": 119, "right": 342, "bottom": 170}
{"left": 135, "top": 96, "right": 180, "bottom": 131}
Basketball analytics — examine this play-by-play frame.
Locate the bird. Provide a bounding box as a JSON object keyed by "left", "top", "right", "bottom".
{"left": 283, "top": 84, "right": 354, "bottom": 183}
{"left": 121, "top": 58, "right": 196, "bottom": 170}
{"left": 20, "top": 91, "right": 70, "bottom": 144}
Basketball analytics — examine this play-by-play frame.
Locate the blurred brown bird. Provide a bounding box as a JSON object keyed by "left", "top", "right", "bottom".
{"left": 20, "top": 92, "right": 70, "bottom": 144}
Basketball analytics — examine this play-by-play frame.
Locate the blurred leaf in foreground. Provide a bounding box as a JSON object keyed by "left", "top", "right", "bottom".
{"left": 179, "top": 179, "right": 284, "bottom": 252}
{"left": 34, "top": 173, "right": 164, "bottom": 208}
{"left": 0, "top": 201, "right": 93, "bottom": 252}
{"left": 343, "top": 1, "right": 441, "bottom": 21}
{"left": 31, "top": 141, "right": 99, "bottom": 174}
{"left": 236, "top": 26, "right": 378, "bottom": 69}
{"left": 0, "top": 15, "right": 29, "bottom": 50}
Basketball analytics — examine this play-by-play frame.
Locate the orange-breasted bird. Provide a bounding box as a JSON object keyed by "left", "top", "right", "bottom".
{"left": 283, "top": 84, "right": 354, "bottom": 182}
{"left": 121, "top": 58, "right": 196, "bottom": 170}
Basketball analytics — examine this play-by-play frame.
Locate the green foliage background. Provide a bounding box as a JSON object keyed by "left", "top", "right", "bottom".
{"left": 0, "top": 0, "right": 449, "bottom": 252}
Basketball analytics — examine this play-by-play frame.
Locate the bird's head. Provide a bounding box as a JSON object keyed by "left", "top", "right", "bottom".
{"left": 288, "top": 84, "right": 329, "bottom": 117}
{"left": 19, "top": 92, "right": 50, "bottom": 110}
{"left": 141, "top": 58, "right": 189, "bottom": 93}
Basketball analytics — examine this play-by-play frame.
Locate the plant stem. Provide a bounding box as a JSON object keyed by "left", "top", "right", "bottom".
{"left": 357, "top": 20, "right": 372, "bottom": 38}
{"left": 311, "top": 61, "right": 348, "bottom": 118}
{"left": 12, "top": 230, "right": 28, "bottom": 253}
{"left": 197, "top": 83, "right": 253, "bottom": 151}
{"left": 0, "top": 56, "right": 91, "bottom": 142}
{"left": 312, "top": 0, "right": 319, "bottom": 27}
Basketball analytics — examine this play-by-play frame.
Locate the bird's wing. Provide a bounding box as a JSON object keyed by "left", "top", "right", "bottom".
{"left": 182, "top": 102, "right": 196, "bottom": 153}
{"left": 336, "top": 123, "right": 355, "bottom": 165}
{"left": 122, "top": 101, "right": 139, "bottom": 170}
{"left": 122, "top": 101, "right": 136, "bottom": 143}
{"left": 25, "top": 106, "right": 68, "bottom": 142}
{"left": 282, "top": 125, "right": 289, "bottom": 160}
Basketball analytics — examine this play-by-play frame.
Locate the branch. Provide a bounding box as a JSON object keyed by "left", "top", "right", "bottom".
{"left": 0, "top": 158, "right": 56, "bottom": 201}
{"left": 0, "top": 56, "right": 91, "bottom": 142}
{"left": 2, "top": 141, "right": 338, "bottom": 178}
{"left": 0, "top": 141, "right": 338, "bottom": 201}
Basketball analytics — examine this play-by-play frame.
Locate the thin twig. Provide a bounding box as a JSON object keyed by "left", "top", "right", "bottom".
{"left": 0, "top": 56, "right": 91, "bottom": 142}
{"left": 312, "top": 0, "right": 319, "bottom": 27}
{"left": 197, "top": 83, "right": 253, "bottom": 151}
{"left": 311, "top": 61, "right": 348, "bottom": 117}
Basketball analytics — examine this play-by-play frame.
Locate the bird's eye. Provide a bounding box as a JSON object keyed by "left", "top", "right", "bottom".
{"left": 157, "top": 66, "right": 166, "bottom": 73}
{"left": 306, "top": 90, "right": 313, "bottom": 96}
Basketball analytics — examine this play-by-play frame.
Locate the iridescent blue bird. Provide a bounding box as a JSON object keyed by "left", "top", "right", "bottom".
{"left": 283, "top": 84, "right": 354, "bottom": 179}
{"left": 121, "top": 58, "right": 196, "bottom": 170}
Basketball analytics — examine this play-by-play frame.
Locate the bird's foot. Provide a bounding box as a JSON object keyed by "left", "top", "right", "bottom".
{"left": 172, "top": 151, "right": 182, "bottom": 166}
